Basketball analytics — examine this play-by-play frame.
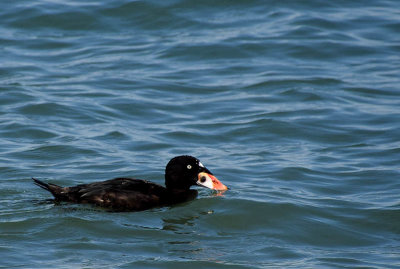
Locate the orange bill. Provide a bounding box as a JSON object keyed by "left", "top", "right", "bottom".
{"left": 197, "top": 172, "right": 228, "bottom": 191}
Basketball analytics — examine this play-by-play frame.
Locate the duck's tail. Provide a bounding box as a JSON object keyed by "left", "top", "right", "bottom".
{"left": 32, "top": 178, "right": 62, "bottom": 198}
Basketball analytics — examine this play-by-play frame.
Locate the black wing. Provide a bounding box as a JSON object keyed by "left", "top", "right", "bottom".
{"left": 71, "top": 178, "right": 168, "bottom": 211}
{"left": 35, "top": 177, "right": 168, "bottom": 211}
{"left": 33, "top": 177, "right": 197, "bottom": 211}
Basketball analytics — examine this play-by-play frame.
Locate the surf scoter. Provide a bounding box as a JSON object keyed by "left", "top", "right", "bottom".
{"left": 33, "top": 155, "right": 228, "bottom": 211}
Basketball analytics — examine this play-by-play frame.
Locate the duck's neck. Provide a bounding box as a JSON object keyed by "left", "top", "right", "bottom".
{"left": 165, "top": 188, "right": 198, "bottom": 204}
{"left": 165, "top": 175, "right": 192, "bottom": 191}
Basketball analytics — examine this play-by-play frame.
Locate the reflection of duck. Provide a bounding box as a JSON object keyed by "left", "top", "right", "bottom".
{"left": 161, "top": 210, "right": 225, "bottom": 261}
{"left": 162, "top": 214, "right": 199, "bottom": 232}
{"left": 33, "top": 155, "right": 228, "bottom": 211}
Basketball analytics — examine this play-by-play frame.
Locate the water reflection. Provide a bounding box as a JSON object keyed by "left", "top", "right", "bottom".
{"left": 162, "top": 213, "right": 200, "bottom": 232}
{"left": 160, "top": 209, "right": 225, "bottom": 262}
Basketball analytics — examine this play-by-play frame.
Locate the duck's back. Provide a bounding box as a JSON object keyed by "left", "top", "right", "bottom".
{"left": 34, "top": 177, "right": 169, "bottom": 211}
{"left": 75, "top": 178, "right": 170, "bottom": 211}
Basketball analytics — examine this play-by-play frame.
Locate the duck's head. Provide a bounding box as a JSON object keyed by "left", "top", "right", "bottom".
{"left": 165, "top": 155, "right": 228, "bottom": 191}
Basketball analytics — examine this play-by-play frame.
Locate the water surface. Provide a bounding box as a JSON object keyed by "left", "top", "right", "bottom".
{"left": 1, "top": 0, "right": 400, "bottom": 268}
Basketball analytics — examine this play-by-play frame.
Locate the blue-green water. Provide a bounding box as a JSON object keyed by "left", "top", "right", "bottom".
{"left": 1, "top": 0, "right": 400, "bottom": 268}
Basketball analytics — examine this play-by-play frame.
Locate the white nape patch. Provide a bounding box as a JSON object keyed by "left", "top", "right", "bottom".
{"left": 199, "top": 162, "right": 205, "bottom": 168}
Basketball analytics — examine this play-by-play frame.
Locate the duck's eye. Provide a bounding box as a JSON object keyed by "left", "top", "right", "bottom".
{"left": 187, "top": 165, "right": 192, "bottom": 170}
{"left": 200, "top": 176, "right": 206, "bottom": 183}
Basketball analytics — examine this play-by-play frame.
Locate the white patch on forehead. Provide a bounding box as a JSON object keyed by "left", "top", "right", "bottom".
{"left": 199, "top": 162, "right": 205, "bottom": 168}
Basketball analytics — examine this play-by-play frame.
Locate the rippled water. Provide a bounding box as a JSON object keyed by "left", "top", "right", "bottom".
{"left": 1, "top": 0, "right": 400, "bottom": 268}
